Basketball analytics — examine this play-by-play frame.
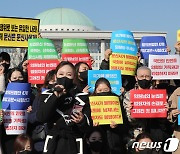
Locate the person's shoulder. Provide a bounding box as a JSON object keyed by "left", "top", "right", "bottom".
{"left": 172, "top": 87, "right": 180, "bottom": 95}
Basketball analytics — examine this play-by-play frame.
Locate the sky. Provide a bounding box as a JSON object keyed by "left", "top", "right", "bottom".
{"left": 0, "top": 0, "right": 179, "bottom": 52}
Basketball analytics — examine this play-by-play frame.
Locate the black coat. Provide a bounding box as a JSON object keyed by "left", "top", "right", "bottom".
{"left": 92, "top": 92, "right": 129, "bottom": 154}
{"left": 37, "top": 87, "right": 92, "bottom": 154}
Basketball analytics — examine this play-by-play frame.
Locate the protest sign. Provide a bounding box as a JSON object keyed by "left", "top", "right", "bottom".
{"left": 130, "top": 89, "right": 167, "bottom": 118}
{"left": 61, "top": 39, "right": 91, "bottom": 67}
{"left": 0, "top": 95, "right": 1, "bottom": 122}
{"left": 62, "top": 39, "right": 89, "bottom": 54}
{"left": 88, "top": 70, "right": 122, "bottom": 95}
{"left": 89, "top": 96, "right": 123, "bottom": 125}
{"left": 178, "top": 96, "right": 180, "bottom": 125}
{"left": 140, "top": 36, "right": 168, "bottom": 59}
{"left": 0, "top": 17, "right": 39, "bottom": 47}
{"left": 149, "top": 55, "right": 180, "bottom": 80}
{"left": 110, "top": 30, "right": 137, "bottom": 55}
{"left": 2, "top": 83, "right": 31, "bottom": 134}
{"left": 61, "top": 54, "right": 91, "bottom": 67}
{"left": 110, "top": 30, "right": 138, "bottom": 76}
{"left": 177, "top": 30, "right": 180, "bottom": 41}
{"left": 110, "top": 53, "right": 137, "bottom": 75}
{"left": 28, "top": 38, "right": 59, "bottom": 59}
{"left": 28, "top": 59, "right": 60, "bottom": 84}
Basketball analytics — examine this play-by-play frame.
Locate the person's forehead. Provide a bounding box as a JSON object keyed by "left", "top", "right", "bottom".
{"left": 90, "top": 131, "right": 101, "bottom": 138}
{"left": 97, "top": 83, "right": 109, "bottom": 89}
{"left": 11, "top": 71, "right": 22, "bottom": 76}
{"left": 137, "top": 69, "right": 151, "bottom": 75}
{"left": 80, "top": 63, "right": 88, "bottom": 69}
{"left": 58, "top": 65, "right": 73, "bottom": 72}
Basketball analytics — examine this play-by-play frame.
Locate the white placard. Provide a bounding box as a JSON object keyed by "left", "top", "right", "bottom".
{"left": 149, "top": 55, "right": 180, "bottom": 80}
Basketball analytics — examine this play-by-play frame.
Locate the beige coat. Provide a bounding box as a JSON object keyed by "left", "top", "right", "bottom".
{"left": 168, "top": 87, "right": 180, "bottom": 154}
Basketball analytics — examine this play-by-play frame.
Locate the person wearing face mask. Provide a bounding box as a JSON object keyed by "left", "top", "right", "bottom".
{"left": 74, "top": 62, "right": 90, "bottom": 93}
{"left": 0, "top": 64, "right": 5, "bottom": 94}
{"left": 28, "top": 70, "right": 56, "bottom": 154}
{"left": 1, "top": 68, "right": 26, "bottom": 154}
{"left": 154, "top": 80, "right": 177, "bottom": 99}
{"left": 0, "top": 52, "right": 11, "bottom": 85}
{"left": 123, "top": 66, "right": 171, "bottom": 154}
{"left": 134, "top": 133, "right": 154, "bottom": 154}
{"left": 84, "top": 127, "right": 108, "bottom": 154}
{"left": 36, "top": 61, "right": 93, "bottom": 154}
{"left": 91, "top": 78, "right": 128, "bottom": 154}
{"left": 14, "top": 134, "right": 33, "bottom": 154}
{"left": 1, "top": 67, "right": 35, "bottom": 154}
{"left": 7, "top": 67, "right": 26, "bottom": 84}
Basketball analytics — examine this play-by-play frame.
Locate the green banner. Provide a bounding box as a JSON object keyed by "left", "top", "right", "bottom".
{"left": 62, "top": 39, "right": 89, "bottom": 54}
{"left": 28, "top": 38, "right": 59, "bottom": 59}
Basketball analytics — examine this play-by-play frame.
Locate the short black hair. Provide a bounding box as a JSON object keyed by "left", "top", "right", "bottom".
{"left": 0, "top": 52, "right": 10, "bottom": 62}
{"left": 136, "top": 132, "right": 153, "bottom": 142}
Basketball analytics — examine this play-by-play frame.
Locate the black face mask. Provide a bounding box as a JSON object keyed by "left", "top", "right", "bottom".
{"left": 89, "top": 141, "right": 102, "bottom": 152}
{"left": 138, "top": 148, "right": 153, "bottom": 154}
{"left": 18, "top": 150, "right": 32, "bottom": 154}
{"left": 56, "top": 77, "right": 73, "bottom": 91}
{"left": 157, "top": 83, "right": 169, "bottom": 89}
{"left": 79, "top": 70, "right": 88, "bottom": 81}
{"left": 47, "top": 84, "right": 54, "bottom": 89}
{"left": 11, "top": 79, "right": 24, "bottom": 83}
{"left": 138, "top": 79, "right": 151, "bottom": 89}
{"left": 2, "top": 63, "right": 10, "bottom": 73}
{"left": 96, "top": 92, "right": 112, "bottom": 96}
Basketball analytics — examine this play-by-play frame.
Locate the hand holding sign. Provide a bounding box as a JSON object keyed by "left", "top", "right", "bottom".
{"left": 2, "top": 83, "right": 31, "bottom": 135}
{"left": 22, "top": 60, "right": 29, "bottom": 72}
{"left": 172, "top": 109, "right": 180, "bottom": 117}
{"left": 130, "top": 89, "right": 167, "bottom": 118}
{"left": 110, "top": 121, "right": 118, "bottom": 128}
{"left": 174, "top": 41, "right": 180, "bottom": 54}
{"left": 104, "top": 49, "right": 112, "bottom": 61}
{"left": 0, "top": 65, "right": 5, "bottom": 75}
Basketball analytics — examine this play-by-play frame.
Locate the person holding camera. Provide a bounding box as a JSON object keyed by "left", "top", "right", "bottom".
{"left": 37, "top": 61, "right": 93, "bottom": 154}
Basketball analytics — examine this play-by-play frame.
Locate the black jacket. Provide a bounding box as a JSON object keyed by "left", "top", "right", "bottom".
{"left": 37, "top": 87, "right": 92, "bottom": 154}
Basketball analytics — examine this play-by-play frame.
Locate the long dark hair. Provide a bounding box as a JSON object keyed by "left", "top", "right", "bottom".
{"left": 7, "top": 67, "right": 24, "bottom": 82}
{"left": 135, "top": 132, "right": 153, "bottom": 142}
{"left": 55, "top": 61, "right": 75, "bottom": 76}
{"left": 43, "top": 69, "right": 56, "bottom": 88}
{"left": 14, "top": 134, "right": 32, "bottom": 153}
{"left": 74, "top": 62, "right": 90, "bottom": 84}
{"left": 92, "top": 77, "right": 112, "bottom": 95}
{"left": 84, "top": 127, "right": 108, "bottom": 154}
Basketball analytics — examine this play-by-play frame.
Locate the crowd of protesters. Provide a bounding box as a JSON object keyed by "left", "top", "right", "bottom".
{"left": 0, "top": 40, "right": 179, "bottom": 154}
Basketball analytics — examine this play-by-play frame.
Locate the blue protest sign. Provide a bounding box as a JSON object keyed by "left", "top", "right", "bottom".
{"left": 110, "top": 30, "right": 137, "bottom": 56}
{"left": 88, "top": 70, "right": 122, "bottom": 95}
{"left": 2, "top": 83, "right": 31, "bottom": 110}
{"left": 178, "top": 96, "right": 180, "bottom": 125}
{"left": 140, "top": 36, "right": 168, "bottom": 59}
